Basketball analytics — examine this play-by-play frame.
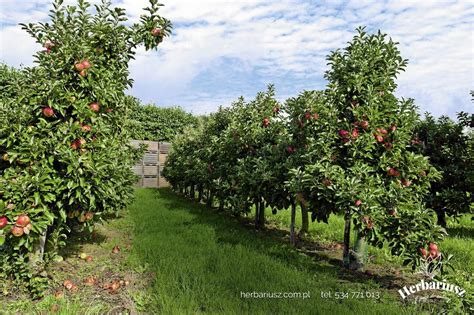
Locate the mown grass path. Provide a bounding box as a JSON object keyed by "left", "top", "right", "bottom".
{"left": 129, "top": 188, "right": 421, "bottom": 315}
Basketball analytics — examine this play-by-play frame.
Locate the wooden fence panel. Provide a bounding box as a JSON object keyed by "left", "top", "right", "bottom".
{"left": 132, "top": 140, "right": 170, "bottom": 188}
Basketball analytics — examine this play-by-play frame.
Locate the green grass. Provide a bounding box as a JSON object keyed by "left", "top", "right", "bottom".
{"left": 128, "top": 188, "right": 428, "bottom": 314}
{"left": 4, "top": 188, "right": 471, "bottom": 314}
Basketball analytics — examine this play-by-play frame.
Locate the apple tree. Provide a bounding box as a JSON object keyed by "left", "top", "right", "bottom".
{"left": 316, "top": 27, "right": 445, "bottom": 269}
{"left": 0, "top": 0, "right": 171, "bottom": 293}
{"left": 412, "top": 112, "right": 473, "bottom": 227}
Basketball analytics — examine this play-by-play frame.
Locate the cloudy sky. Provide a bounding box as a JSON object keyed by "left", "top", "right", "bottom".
{"left": 0, "top": 0, "right": 472, "bottom": 117}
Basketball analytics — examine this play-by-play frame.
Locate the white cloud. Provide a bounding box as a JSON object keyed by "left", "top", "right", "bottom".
{"left": 0, "top": 0, "right": 472, "bottom": 116}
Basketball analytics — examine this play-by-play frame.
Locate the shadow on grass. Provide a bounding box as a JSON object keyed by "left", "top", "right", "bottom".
{"left": 153, "top": 188, "right": 406, "bottom": 290}
{"left": 57, "top": 227, "right": 108, "bottom": 258}
{"left": 446, "top": 226, "right": 474, "bottom": 239}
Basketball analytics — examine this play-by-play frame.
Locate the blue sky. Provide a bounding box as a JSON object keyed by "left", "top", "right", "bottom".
{"left": 0, "top": 0, "right": 472, "bottom": 117}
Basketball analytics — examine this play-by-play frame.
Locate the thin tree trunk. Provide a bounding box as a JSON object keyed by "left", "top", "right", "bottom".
{"left": 343, "top": 209, "right": 351, "bottom": 268}
{"left": 254, "top": 202, "right": 260, "bottom": 228}
{"left": 190, "top": 184, "right": 195, "bottom": 201}
{"left": 290, "top": 202, "right": 297, "bottom": 246}
{"left": 351, "top": 230, "right": 367, "bottom": 270}
{"left": 435, "top": 208, "right": 447, "bottom": 227}
{"left": 207, "top": 190, "right": 213, "bottom": 208}
{"left": 29, "top": 230, "right": 47, "bottom": 269}
{"left": 198, "top": 185, "right": 203, "bottom": 202}
{"left": 299, "top": 202, "right": 309, "bottom": 237}
{"left": 257, "top": 201, "right": 265, "bottom": 228}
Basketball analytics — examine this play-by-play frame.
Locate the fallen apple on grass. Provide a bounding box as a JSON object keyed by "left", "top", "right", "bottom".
{"left": 112, "top": 245, "right": 121, "bottom": 254}
{"left": 42, "top": 107, "right": 55, "bottom": 117}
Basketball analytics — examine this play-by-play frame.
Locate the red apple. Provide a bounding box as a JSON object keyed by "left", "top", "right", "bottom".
{"left": 419, "top": 247, "right": 427, "bottom": 258}
{"left": 286, "top": 146, "right": 295, "bottom": 154}
{"left": 79, "top": 70, "right": 87, "bottom": 77}
{"left": 428, "top": 243, "right": 438, "bottom": 251}
{"left": 351, "top": 129, "right": 359, "bottom": 139}
{"left": 151, "top": 28, "right": 162, "bottom": 36}
{"left": 429, "top": 249, "right": 439, "bottom": 259}
{"left": 338, "top": 130, "right": 349, "bottom": 138}
{"left": 16, "top": 214, "right": 30, "bottom": 227}
{"left": 360, "top": 120, "right": 369, "bottom": 129}
{"left": 89, "top": 102, "right": 100, "bottom": 112}
{"left": 81, "top": 59, "right": 91, "bottom": 69}
{"left": 75, "top": 62, "right": 85, "bottom": 72}
{"left": 312, "top": 113, "right": 319, "bottom": 120}
{"left": 262, "top": 118, "right": 270, "bottom": 127}
{"left": 387, "top": 168, "right": 399, "bottom": 177}
{"left": 375, "top": 134, "right": 384, "bottom": 143}
{"left": 71, "top": 140, "right": 79, "bottom": 150}
{"left": 390, "top": 124, "right": 397, "bottom": 132}
{"left": 304, "top": 112, "right": 311, "bottom": 120}
{"left": 355, "top": 199, "right": 362, "bottom": 206}
{"left": 377, "top": 128, "right": 388, "bottom": 135}
{"left": 11, "top": 225, "right": 24, "bottom": 237}
{"left": 112, "top": 245, "right": 121, "bottom": 254}
{"left": 63, "top": 280, "right": 74, "bottom": 290}
{"left": 401, "top": 179, "right": 411, "bottom": 187}
{"left": 84, "top": 276, "right": 97, "bottom": 286}
{"left": 85, "top": 255, "right": 93, "bottom": 262}
{"left": 81, "top": 125, "right": 91, "bottom": 132}
{"left": 0, "top": 216, "right": 8, "bottom": 229}
{"left": 42, "top": 107, "right": 55, "bottom": 117}
{"left": 84, "top": 212, "right": 94, "bottom": 221}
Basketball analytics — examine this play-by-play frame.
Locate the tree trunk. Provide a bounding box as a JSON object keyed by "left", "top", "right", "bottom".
{"left": 190, "top": 184, "right": 195, "bottom": 201}
{"left": 343, "top": 209, "right": 351, "bottom": 268}
{"left": 435, "top": 208, "right": 447, "bottom": 227}
{"left": 29, "top": 230, "right": 47, "bottom": 269}
{"left": 218, "top": 198, "right": 224, "bottom": 211}
{"left": 299, "top": 202, "right": 309, "bottom": 237}
{"left": 290, "top": 202, "right": 297, "bottom": 246}
{"left": 198, "top": 186, "right": 203, "bottom": 202}
{"left": 350, "top": 230, "right": 367, "bottom": 270}
{"left": 257, "top": 201, "right": 265, "bottom": 228}
{"left": 206, "top": 190, "right": 213, "bottom": 208}
{"left": 254, "top": 202, "right": 260, "bottom": 228}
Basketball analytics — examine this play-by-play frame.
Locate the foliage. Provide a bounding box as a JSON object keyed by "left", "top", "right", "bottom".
{"left": 0, "top": 0, "right": 171, "bottom": 294}
{"left": 164, "top": 28, "right": 445, "bottom": 271}
{"left": 412, "top": 112, "right": 474, "bottom": 226}
{"left": 127, "top": 97, "right": 199, "bottom": 142}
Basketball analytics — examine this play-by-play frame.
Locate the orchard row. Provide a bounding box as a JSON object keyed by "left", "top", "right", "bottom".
{"left": 163, "top": 28, "right": 450, "bottom": 270}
